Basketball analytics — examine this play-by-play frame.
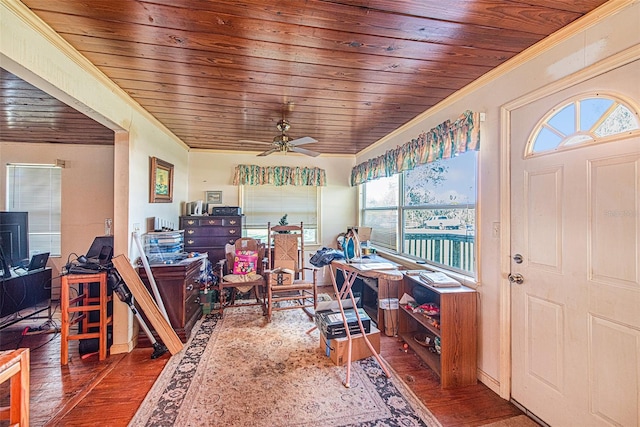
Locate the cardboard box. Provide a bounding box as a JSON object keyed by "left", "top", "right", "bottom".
{"left": 348, "top": 226, "right": 372, "bottom": 242}
{"left": 315, "top": 308, "right": 371, "bottom": 339}
{"left": 319, "top": 326, "right": 381, "bottom": 366}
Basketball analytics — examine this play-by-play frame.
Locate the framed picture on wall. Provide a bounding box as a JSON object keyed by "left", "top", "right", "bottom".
{"left": 150, "top": 157, "right": 174, "bottom": 203}
{"left": 205, "top": 190, "right": 223, "bottom": 204}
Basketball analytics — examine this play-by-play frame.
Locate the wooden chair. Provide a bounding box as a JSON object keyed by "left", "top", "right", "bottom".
{"left": 265, "top": 222, "right": 317, "bottom": 322}
{"left": 0, "top": 348, "right": 29, "bottom": 427}
{"left": 215, "top": 237, "right": 266, "bottom": 316}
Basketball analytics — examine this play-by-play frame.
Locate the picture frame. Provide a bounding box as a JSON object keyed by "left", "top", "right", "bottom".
{"left": 150, "top": 157, "right": 174, "bottom": 203}
{"left": 205, "top": 190, "right": 223, "bottom": 204}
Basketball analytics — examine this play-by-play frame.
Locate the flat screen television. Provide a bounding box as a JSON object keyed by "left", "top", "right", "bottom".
{"left": 0, "top": 211, "right": 29, "bottom": 267}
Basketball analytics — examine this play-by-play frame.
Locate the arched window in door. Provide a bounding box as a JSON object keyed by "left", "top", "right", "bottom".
{"left": 526, "top": 93, "right": 640, "bottom": 156}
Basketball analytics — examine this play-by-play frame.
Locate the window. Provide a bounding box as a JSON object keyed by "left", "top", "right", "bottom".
{"left": 361, "top": 175, "right": 398, "bottom": 250}
{"left": 6, "top": 164, "right": 62, "bottom": 256}
{"left": 361, "top": 151, "right": 477, "bottom": 275}
{"left": 241, "top": 185, "right": 319, "bottom": 244}
{"left": 528, "top": 94, "right": 639, "bottom": 155}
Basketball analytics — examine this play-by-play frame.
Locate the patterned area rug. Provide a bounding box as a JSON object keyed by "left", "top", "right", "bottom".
{"left": 129, "top": 305, "right": 442, "bottom": 426}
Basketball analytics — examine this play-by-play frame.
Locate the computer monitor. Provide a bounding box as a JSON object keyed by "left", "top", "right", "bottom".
{"left": 0, "top": 244, "right": 11, "bottom": 277}
{"left": 0, "top": 211, "right": 29, "bottom": 266}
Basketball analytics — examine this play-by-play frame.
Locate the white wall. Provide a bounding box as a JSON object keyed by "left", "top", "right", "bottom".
{"left": 355, "top": 2, "right": 640, "bottom": 390}
{"left": 0, "top": 142, "right": 114, "bottom": 299}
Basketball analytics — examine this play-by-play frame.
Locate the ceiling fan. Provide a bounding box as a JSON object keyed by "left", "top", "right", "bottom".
{"left": 240, "top": 119, "right": 320, "bottom": 157}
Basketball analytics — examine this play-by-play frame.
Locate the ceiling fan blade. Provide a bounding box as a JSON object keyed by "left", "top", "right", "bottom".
{"left": 288, "top": 136, "right": 317, "bottom": 146}
{"left": 238, "top": 139, "right": 274, "bottom": 145}
{"left": 257, "top": 147, "right": 280, "bottom": 157}
{"left": 289, "top": 146, "right": 321, "bottom": 157}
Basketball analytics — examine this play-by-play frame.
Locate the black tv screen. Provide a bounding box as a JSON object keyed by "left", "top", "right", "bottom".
{"left": 0, "top": 211, "right": 29, "bottom": 266}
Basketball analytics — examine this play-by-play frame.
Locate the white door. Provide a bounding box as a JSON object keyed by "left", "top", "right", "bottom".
{"left": 510, "top": 60, "right": 640, "bottom": 426}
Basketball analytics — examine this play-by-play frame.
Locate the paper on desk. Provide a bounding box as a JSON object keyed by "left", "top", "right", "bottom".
{"left": 357, "top": 262, "right": 396, "bottom": 270}
{"left": 316, "top": 297, "right": 360, "bottom": 312}
{"left": 399, "top": 293, "right": 416, "bottom": 305}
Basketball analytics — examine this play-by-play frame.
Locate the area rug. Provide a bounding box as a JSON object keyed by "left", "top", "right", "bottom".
{"left": 129, "top": 305, "right": 442, "bottom": 426}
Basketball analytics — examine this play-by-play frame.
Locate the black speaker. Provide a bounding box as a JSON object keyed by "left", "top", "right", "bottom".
{"left": 211, "top": 206, "right": 241, "bottom": 216}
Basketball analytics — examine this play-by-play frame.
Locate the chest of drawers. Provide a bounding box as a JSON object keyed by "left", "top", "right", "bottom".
{"left": 137, "top": 255, "right": 205, "bottom": 344}
{"left": 180, "top": 215, "right": 243, "bottom": 264}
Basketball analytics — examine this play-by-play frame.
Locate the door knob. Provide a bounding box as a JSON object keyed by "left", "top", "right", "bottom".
{"left": 508, "top": 273, "right": 524, "bottom": 285}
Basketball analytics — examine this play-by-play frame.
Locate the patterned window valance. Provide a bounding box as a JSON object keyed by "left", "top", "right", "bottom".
{"left": 234, "top": 165, "right": 326, "bottom": 186}
{"left": 350, "top": 110, "right": 481, "bottom": 186}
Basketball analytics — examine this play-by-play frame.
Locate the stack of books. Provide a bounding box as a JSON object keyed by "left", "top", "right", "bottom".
{"left": 419, "top": 271, "right": 461, "bottom": 288}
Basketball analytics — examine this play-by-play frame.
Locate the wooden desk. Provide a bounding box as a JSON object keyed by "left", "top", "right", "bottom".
{"left": 330, "top": 259, "right": 402, "bottom": 334}
{"left": 0, "top": 268, "right": 52, "bottom": 329}
{"left": 328, "top": 259, "right": 402, "bottom": 387}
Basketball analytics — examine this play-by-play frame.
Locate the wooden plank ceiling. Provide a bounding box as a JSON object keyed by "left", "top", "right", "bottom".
{"left": 1, "top": 0, "right": 608, "bottom": 155}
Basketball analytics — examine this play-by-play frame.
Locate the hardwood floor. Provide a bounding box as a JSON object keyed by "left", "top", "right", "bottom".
{"left": 1, "top": 305, "right": 528, "bottom": 426}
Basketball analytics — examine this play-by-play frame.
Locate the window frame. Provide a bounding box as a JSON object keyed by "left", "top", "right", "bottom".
{"left": 360, "top": 153, "right": 478, "bottom": 277}
{"left": 526, "top": 92, "right": 640, "bottom": 157}
{"left": 239, "top": 184, "right": 321, "bottom": 245}
{"left": 6, "top": 163, "right": 62, "bottom": 257}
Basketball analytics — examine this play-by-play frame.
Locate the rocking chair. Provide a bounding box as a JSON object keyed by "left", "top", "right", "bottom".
{"left": 265, "top": 222, "right": 317, "bottom": 322}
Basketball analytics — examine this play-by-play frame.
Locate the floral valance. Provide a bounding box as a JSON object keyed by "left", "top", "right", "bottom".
{"left": 350, "top": 110, "right": 481, "bottom": 186}
{"left": 233, "top": 165, "right": 326, "bottom": 186}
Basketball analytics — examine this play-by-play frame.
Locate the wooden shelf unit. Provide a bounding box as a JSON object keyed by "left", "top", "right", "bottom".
{"left": 398, "top": 274, "right": 477, "bottom": 388}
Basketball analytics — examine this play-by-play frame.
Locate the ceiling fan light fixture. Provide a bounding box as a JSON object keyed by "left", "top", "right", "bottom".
{"left": 243, "top": 115, "right": 319, "bottom": 157}
{"left": 276, "top": 119, "right": 291, "bottom": 133}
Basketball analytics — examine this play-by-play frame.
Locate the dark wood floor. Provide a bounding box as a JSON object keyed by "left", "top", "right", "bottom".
{"left": 1, "top": 305, "right": 527, "bottom": 427}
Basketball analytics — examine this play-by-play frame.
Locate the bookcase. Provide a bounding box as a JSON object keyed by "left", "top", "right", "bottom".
{"left": 398, "top": 274, "right": 477, "bottom": 389}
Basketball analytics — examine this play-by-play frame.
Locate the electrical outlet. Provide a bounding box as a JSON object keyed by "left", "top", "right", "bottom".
{"left": 492, "top": 222, "right": 500, "bottom": 238}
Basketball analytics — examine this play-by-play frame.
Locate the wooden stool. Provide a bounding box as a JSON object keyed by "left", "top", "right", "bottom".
{"left": 60, "top": 272, "right": 112, "bottom": 365}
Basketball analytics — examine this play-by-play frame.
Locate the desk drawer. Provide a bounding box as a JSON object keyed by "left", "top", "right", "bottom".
{"left": 185, "top": 292, "right": 202, "bottom": 324}
{"left": 185, "top": 236, "right": 239, "bottom": 248}
{"left": 184, "top": 226, "right": 241, "bottom": 237}
{"left": 181, "top": 217, "right": 241, "bottom": 227}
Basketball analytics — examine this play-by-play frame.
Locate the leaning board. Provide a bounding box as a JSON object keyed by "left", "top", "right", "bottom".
{"left": 112, "top": 254, "right": 183, "bottom": 355}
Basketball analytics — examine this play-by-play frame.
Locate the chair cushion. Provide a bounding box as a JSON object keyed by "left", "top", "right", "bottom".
{"left": 233, "top": 250, "right": 258, "bottom": 275}
{"left": 222, "top": 272, "right": 263, "bottom": 293}
{"left": 222, "top": 272, "right": 263, "bottom": 283}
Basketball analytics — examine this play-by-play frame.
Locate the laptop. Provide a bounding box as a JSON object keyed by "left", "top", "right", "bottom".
{"left": 85, "top": 236, "right": 114, "bottom": 265}
{"left": 27, "top": 252, "right": 50, "bottom": 271}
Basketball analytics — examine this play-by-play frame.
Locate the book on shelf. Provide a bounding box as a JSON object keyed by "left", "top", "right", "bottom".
{"left": 419, "top": 271, "right": 461, "bottom": 287}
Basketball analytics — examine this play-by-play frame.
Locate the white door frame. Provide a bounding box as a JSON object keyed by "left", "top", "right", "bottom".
{"left": 498, "top": 45, "right": 640, "bottom": 400}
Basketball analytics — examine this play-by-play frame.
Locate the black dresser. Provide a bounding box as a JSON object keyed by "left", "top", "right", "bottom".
{"left": 179, "top": 215, "right": 243, "bottom": 264}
